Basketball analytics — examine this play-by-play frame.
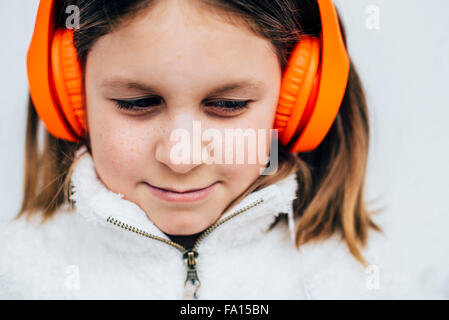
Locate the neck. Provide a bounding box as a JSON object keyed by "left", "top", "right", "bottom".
{"left": 163, "top": 230, "right": 205, "bottom": 249}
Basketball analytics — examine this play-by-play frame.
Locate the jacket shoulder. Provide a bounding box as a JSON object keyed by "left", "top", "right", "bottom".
{"left": 297, "top": 229, "right": 415, "bottom": 299}
{"left": 0, "top": 209, "right": 83, "bottom": 298}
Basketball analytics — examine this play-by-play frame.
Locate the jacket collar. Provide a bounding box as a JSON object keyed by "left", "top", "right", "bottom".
{"left": 70, "top": 146, "right": 299, "bottom": 251}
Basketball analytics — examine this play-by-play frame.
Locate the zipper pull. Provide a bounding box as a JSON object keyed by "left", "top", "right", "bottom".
{"left": 182, "top": 248, "right": 201, "bottom": 299}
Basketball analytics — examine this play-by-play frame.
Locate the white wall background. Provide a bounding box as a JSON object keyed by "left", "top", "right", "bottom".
{"left": 0, "top": 0, "right": 448, "bottom": 298}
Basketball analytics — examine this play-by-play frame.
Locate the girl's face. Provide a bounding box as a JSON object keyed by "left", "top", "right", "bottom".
{"left": 85, "top": 0, "right": 281, "bottom": 235}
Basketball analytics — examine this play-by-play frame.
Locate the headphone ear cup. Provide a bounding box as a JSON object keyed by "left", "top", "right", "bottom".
{"left": 51, "top": 28, "right": 87, "bottom": 141}
{"left": 274, "top": 36, "right": 320, "bottom": 149}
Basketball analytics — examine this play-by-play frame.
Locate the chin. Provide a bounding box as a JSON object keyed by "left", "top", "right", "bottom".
{"left": 154, "top": 209, "right": 214, "bottom": 235}
{"left": 157, "top": 218, "right": 208, "bottom": 236}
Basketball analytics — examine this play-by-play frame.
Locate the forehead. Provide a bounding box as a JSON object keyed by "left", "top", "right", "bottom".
{"left": 87, "top": 0, "right": 279, "bottom": 93}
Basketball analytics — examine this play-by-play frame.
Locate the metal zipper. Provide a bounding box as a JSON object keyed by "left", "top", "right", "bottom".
{"left": 106, "top": 197, "right": 264, "bottom": 299}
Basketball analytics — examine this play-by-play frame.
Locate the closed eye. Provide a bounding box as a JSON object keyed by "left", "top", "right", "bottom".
{"left": 113, "top": 97, "right": 161, "bottom": 112}
{"left": 204, "top": 100, "right": 251, "bottom": 115}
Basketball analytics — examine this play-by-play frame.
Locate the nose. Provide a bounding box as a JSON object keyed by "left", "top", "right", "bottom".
{"left": 154, "top": 116, "right": 205, "bottom": 174}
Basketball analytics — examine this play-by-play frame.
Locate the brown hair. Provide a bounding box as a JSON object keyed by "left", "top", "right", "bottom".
{"left": 18, "top": 0, "right": 382, "bottom": 267}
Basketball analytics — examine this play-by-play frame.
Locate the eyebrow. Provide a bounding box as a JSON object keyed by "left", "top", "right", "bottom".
{"left": 206, "top": 79, "right": 265, "bottom": 96}
{"left": 101, "top": 77, "right": 265, "bottom": 96}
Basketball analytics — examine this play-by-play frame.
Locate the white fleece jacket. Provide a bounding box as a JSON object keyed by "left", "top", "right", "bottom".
{"left": 0, "top": 148, "right": 411, "bottom": 299}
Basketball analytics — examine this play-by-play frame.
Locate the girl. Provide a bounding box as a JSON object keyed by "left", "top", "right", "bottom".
{"left": 1, "top": 0, "right": 407, "bottom": 299}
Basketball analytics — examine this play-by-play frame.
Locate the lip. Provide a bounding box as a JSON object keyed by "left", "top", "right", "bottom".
{"left": 144, "top": 182, "right": 218, "bottom": 203}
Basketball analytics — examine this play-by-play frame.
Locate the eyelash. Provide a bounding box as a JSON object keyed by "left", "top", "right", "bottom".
{"left": 113, "top": 97, "right": 251, "bottom": 115}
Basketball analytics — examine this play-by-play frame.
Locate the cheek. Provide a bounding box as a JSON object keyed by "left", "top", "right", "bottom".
{"left": 88, "top": 98, "right": 159, "bottom": 155}
{"left": 208, "top": 108, "right": 276, "bottom": 187}
{"left": 86, "top": 105, "right": 156, "bottom": 191}
{"left": 216, "top": 162, "right": 261, "bottom": 190}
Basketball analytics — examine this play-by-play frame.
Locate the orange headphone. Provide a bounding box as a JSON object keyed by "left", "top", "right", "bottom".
{"left": 27, "top": 0, "right": 349, "bottom": 153}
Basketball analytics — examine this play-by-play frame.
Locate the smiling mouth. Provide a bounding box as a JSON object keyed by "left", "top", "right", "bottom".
{"left": 144, "top": 181, "right": 218, "bottom": 203}
{"left": 145, "top": 182, "right": 217, "bottom": 194}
